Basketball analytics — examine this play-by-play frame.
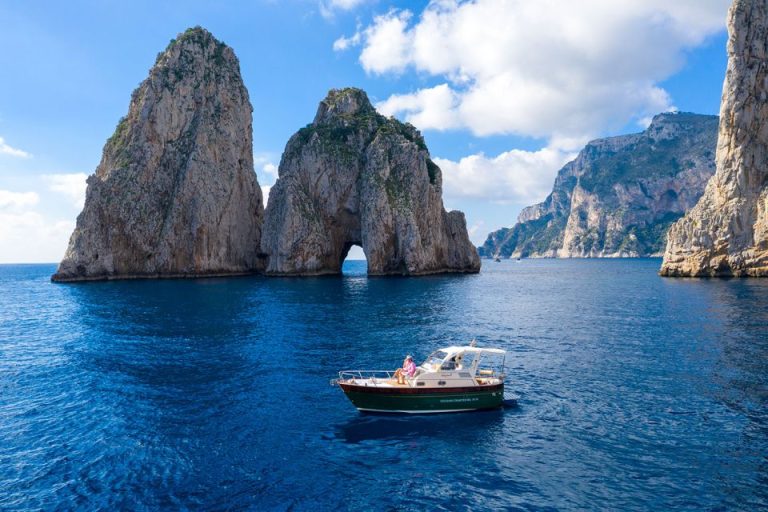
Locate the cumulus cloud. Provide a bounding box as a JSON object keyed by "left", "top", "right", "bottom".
{"left": 351, "top": 0, "right": 728, "bottom": 138}
{"left": 0, "top": 136, "right": 31, "bottom": 158}
{"left": 359, "top": 10, "right": 413, "bottom": 74}
{"left": 0, "top": 190, "right": 39, "bottom": 210}
{"left": 44, "top": 173, "right": 88, "bottom": 208}
{"left": 377, "top": 84, "right": 460, "bottom": 131}
{"left": 436, "top": 146, "right": 576, "bottom": 205}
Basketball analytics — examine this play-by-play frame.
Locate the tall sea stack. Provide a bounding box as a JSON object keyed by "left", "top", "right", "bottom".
{"left": 660, "top": 0, "right": 768, "bottom": 277}
{"left": 52, "top": 27, "right": 264, "bottom": 282}
{"left": 261, "top": 88, "right": 480, "bottom": 275}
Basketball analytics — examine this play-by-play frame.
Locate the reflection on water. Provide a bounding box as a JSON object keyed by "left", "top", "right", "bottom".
{"left": 0, "top": 259, "right": 767, "bottom": 510}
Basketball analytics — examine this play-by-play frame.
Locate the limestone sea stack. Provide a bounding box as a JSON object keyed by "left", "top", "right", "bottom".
{"left": 52, "top": 27, "right": 264, "bottom": 281}
{"left": 479, "top": 113, "right": 718, "bottom": 259}
{"left": 661, "top": 0, "right": 768, "bottom": 277}
{"left": 261, "top": 88, "right": 480, "bottom": 275}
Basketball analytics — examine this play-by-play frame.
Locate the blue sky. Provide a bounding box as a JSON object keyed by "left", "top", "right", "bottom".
{"left": 0, "top": 0, "right": 730, "bottom": 263}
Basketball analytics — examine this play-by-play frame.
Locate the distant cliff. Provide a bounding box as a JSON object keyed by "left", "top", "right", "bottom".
{"left": 479, "top": 112, "right": 718, "bottom": 259}
{"left": 261, "top": 88, "right": 480, "bottom": 275}
{"left": 661, "top": 0, "right": 768, "bottom": 277}
{"left": 53, "top": 27, "right": 264, "bottom": 281}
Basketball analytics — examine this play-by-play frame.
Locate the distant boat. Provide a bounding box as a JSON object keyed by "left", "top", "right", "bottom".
{"left": 333, "top": 345, "right": 507, "bottom": 414}
{"left": 494, "top": 255, "right": 501, "bottom": 262}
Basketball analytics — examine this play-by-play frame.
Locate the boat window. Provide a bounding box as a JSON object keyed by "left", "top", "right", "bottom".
{"left": 423, "top": 350, "right": 448, "bottom": 367}
{"left": 442, "top": 352, "right": 476, "bottom": 371}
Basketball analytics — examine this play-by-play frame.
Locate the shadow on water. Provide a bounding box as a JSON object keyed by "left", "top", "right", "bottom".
{"left": 330, "top": 408, "right": 506, "bottom": 444}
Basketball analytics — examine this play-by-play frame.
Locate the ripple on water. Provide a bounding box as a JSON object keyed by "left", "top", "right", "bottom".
{"left": 0, "top": 260, "right": 767, "bottom": 510}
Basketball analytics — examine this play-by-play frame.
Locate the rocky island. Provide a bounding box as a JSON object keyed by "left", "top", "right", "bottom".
{"left": 479, "top": 112, "right": 718, "bottom": 259}
{"left": 261, "top": 88, "right": 480, "bottom": 275}
{"left": 661, "top": 0, "right": 768, "bottom": 277}
{"left": 52, "top": 27, "right": 264, "bottom": 282}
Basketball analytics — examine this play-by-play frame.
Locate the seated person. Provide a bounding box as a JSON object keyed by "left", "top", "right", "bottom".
{"left": 394, "top": 355, "right": 416, "bottom": 384}
{"left": 441, "top": 355, "right": 463, "bottom": 371}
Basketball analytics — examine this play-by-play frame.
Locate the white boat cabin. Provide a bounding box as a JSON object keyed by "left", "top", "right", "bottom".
{"left": 413, "top": 346, "right": 506, "bottom": 388}
{"left": 338, "top": 346, "right": 506, "bottom": 389}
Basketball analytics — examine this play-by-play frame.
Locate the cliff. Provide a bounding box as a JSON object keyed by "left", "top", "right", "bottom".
{"left": 261, "top": 88, "right": 480, "bottom": 275}
{"left": 479, "top": 112, "right": 718, "bottom": 259}
{"left": 661, "top": 0, "right": 768, "bottom": 277}
{"left": 53, "top": 27, "right": 264, "bottom": 281}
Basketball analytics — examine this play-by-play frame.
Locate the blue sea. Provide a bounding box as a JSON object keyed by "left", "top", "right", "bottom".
{"left": 1, "top": 259, "right": 767, "bottom": 511}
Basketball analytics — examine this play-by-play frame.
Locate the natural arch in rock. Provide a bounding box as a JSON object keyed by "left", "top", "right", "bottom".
{"left": 260, "top": 88, "right": 480, "bottom": 276}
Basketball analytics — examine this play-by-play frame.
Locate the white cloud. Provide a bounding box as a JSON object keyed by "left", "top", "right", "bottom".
{"left": 377, "top": 84, "right": 460, "bottom": 131}
{"left": 43, "top": 173, "right": 88, "bottom": 208}
{"left": 261, "top": 185, "right": 271, "bottom": 206}
{"left": 333, "top": 31, "right": 362, "bottom": 51}
{"left": 0, "top": 210, "right": 73, "bottom": 263}
{"left": 261, "top": 162, "right": 278, "bottom": 179}
{"left": 467, "top": 220, "right": 485, "bottom": 238}
{"left": 320, "top": 0, "right": 370, "bottom": 19}
{"left": 359, "top": 10, "right": 413, "bottom": 74}
{"left": 0, "top": 189, "right": 72, "bottom": 263}
{"left": 0, "top": 136, "right": 31, "bottom": 158}
{"left": 436, "top": 146, "right": 576, "bottom": 205}
{"left": 254, "top": 152, "right": 279, "bottom": 188}
{"left": 0, "top": 189, "right": 39, "bottom": 210}
{"left": 330, "top": 0, "right": 366, "bottom": 8}
{"left": 352, "top": 0, "right": 728, "bottom": 139}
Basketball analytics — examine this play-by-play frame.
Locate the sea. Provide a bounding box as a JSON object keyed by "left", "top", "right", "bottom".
{"left": 1, "top": 259, "right": 767, "bottom": 511}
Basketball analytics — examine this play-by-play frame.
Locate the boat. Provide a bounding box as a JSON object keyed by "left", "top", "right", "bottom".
{"left": 333, "top": 345, "right": 507, "bottom": 414}
{"left": 494, "top": 255, "right": 501, "bottom": 262}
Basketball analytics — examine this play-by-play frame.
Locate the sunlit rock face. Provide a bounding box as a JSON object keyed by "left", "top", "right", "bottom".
{"left": 479, "top": 113, "right": 718, "bottom": 259}
{"left": 261, "top": 88, "right": 480, "bottom": 276}
{"left": 661, "top": 0, "right": 768, "bottom": 277}
{"left": 53, "top": 27, "right": 264, "bottom": 281}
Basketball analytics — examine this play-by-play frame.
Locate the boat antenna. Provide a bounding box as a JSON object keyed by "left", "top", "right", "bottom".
{"left": 470, "top": 338, "right": 477, "bottom": 347}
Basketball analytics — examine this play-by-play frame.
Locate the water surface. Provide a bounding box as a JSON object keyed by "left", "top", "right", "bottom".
{"left": 1, "top": 260, "right": 767, "bottom": 510}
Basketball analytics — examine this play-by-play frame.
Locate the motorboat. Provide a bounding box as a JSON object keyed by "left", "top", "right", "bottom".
{"left": 333, "top": 345, "right": 506, "bottom": 414}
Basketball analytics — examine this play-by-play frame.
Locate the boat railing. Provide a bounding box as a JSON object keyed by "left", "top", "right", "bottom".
{"left": 337, "top": 370, "right": 396, "bottom": 382}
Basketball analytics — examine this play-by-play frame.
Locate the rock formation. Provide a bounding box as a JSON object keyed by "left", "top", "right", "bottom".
{"left": 53, "top": 27, "right": 264, "bottom": 281}
{"left": 261, "top": 88, "right": 480, "bottom": 275}
{"left": 661, "top": 0, "right": 768, "bottom": 277}
{"left": 479, "top": 113, "right": 718, "bottom": 259}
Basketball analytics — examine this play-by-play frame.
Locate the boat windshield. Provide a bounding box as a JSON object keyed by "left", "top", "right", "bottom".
{"left": 423, "top": 350, "right": 448, "bottom": 367}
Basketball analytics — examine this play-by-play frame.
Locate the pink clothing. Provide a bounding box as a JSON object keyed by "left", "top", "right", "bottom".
{"left": 404, "top": 359, "right": 416, "bottom": 377}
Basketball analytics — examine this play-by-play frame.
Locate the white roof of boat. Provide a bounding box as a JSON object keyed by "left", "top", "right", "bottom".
{"left": 439, "top": 346, "right": 506, "bottom": 356}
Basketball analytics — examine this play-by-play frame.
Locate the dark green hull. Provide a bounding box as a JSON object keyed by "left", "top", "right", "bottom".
{"left": 339, "top": 383, "right": 504, "bottom": 413}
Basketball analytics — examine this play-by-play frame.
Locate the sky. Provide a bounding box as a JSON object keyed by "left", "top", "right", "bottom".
{"left": 0, "top": 0, "right": 731, "bottom": 263}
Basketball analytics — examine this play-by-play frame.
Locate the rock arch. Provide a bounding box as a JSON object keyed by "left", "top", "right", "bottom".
{"left": 261, "top": 88, "right": 480, "bottom": 276}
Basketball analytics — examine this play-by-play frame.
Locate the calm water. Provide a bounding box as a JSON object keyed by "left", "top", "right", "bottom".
{"left": 1, "top": 260, "right": 767, "bottom": 511}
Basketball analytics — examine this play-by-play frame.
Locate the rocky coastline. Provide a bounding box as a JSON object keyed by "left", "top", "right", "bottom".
{"left": 660, "top": 0, "right": 768, "bottom": 277}
{"left": 479, "top": 113, "right": 718, "bottom": 259}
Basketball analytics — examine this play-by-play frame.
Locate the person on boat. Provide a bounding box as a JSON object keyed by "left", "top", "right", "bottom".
{"left": 394, "top": 355, "right": 416, "bottom": 384}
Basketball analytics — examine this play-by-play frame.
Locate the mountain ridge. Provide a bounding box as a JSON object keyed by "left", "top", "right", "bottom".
{"left": 479, "top": 112, "right": 719, "bottom": 259}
